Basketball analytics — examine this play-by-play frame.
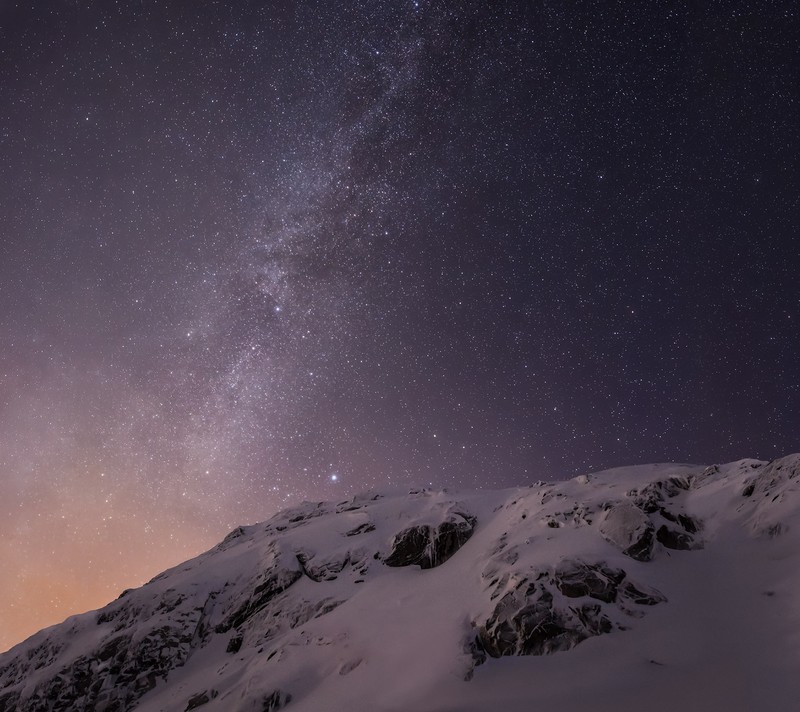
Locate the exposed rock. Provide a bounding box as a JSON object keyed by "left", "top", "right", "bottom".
{"left": 384, "top": 525, "right": 430, "bottom": 567}
{"left": 677, "top": 513, "right": 701, "bottom": 534}
{"left": 227, "top": 568, "right": 301, "bottom": 630}
{"left": 275, "top": 502, "right": 333, "bottom": 528}
{"left": 632, "top": 477, "right": 692, "bottom": 513}
{"left": 8, "top": 622, "right": 197, "bottom": 712}
{"left": 476, "top": 560, "right": 666, "bottom": 661}
{"left": 599, "top": 503, "right": 655, "bottom": 561}
{"left": 345, "top": 521, "right": 376, "bottom": 536}
{"left": 3, "top": 457, "right": 794, "bottom": 712}
{"left": 97, "top": 634, "right": 129, "bottom": 662}
{"left": 384, "top": 513, "right": 477, "bottom": 569}
{"left": 554, "top": 561, "right": 625, "bottom": 603}
{"left": 478, "top": 587, "right": 607, "bottom": 657}
{"left": 0, "top": 691, "right": 20, "bottom": 712}
{"left": 620, "top": 581, "right": 667, "bottom": 606}
{"left": 281, "top": 596, "right": 343, "bottom": 630}
{"left": 261, "top": 690, "right": 291, "bottom": 711}
{"left": 296, "top": 551, "right": 350, "bottom": 582}
{"left": 628, "top": 528, "right": 655, "bottom": 561}
{"left": 221, "top": 553, "right": 303, "bottom": 632}
{"left": 185, "top": 691, "right": 210, "bottom": 710}
{"left": 335, "top": 492, "right": 383, "bottom": 514}
{"left": 219, "top": 526, "right": 252, "bottom": 550}
{"left": 656, "top": 525, "right": 696, "bottom": 550}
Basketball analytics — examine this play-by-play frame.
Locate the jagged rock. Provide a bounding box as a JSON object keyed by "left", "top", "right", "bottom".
{"left": 185, "top": 691, "right": 210, "bottom": 710}
{"left": 384, "top": 513, "right": 476, "bottom": 569}
{"left": 345, "top": 521, "right": 376, "bottom": 536}
{"left": 262, "top": 690, "right": 291, "bottom": 711}
{"left": 656, "top": 509, "right": 703, "bottom": 546}
{"left": 10, "top": 623, "right": 196, "bottom": 712}
{"left": 633, "top": 477, "right": 691, "bottom": 513}
{"left": 554, "top": 561, "right": 625, "bottom": 603}
{"left": 97, "top": 635, "right": 129, "bottom": 662}
{"left": 215, "top": 548, "right": 304, "bottom": 633}
{"left": 656, "top": 525, "right": 695, "bottom": 550}
{"left": 478, "top": 587, "right": 605, "bottom": 657}
{"left": 384, "top": 525, "right": 434, "bottom": 566}
{"left": 222, "top": 563, "right": 303, "bottom": 631}
{"left": 0, "top": 691, "right": 20, "bottom": 712}
{"left": 677, "top": 513, "right": 700, "bottom": 534}
{"left": 620, "top": 581, "right": 667, "bottom": 606}
{"left": 599, "top": 503, "right": 655, "bottom": 561}
{"left": 476, "top": 561, "right": 666, "bottom": 661}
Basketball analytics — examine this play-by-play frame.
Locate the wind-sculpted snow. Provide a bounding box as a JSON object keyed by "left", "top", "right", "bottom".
{"left": 2, "top": 455, "right": 800, "bottom": 711}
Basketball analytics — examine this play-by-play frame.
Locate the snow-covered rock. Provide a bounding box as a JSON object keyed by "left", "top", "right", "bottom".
{"left": 599, "top": 502, "right": 656, "bottom": 560}
{"left": 3, "top": 455, "right": 800, "bottom": 712}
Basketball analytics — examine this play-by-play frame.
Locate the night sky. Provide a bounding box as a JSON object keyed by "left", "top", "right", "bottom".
{"left": 1, "top": 1, "right": 798, "bottom": 651}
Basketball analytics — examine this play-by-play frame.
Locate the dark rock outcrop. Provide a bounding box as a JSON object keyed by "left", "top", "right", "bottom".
{"left": 220, "top": 545, "right": 303, "bottom": 632}
{"left": 554, "top": 561, "right": 626, "bottom": 603}
{"left": 620, "top": 581, "right": 667, "bottom": 606}
{"left": 384, "top": 513, "right": 477, "bottom": 569}
{"left": 345, "top": 522, "right": 376, "bottom": 536}
{"left": 262, "top": 690, "right": 291, "bottom": 711}
{"left": 0, "top": 691, "right": 20, "bottom": 712}
{"left": 656, "top": 525, "right": 695, "bottom": 550}
{"left": 632, "top": 477, "right": 692, "bottom": 513}
{"left": 185, "top": 690, "right": 211, "bottom": 710}
{"left": 223, "top": 567, "right": 302, "bottom": 631}
{"left": 479, "top": 587, "right": 597, "bottom": 657}
{"left": 476, "top": 560, "right": 666, "bottom": 661}
{"left": 7, "top": 624, "right": 196, "bottom": 712}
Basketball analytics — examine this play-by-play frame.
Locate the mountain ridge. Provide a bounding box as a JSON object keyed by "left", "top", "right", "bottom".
{"left": 2, "top": 454, "right": 799, "bottom": 711}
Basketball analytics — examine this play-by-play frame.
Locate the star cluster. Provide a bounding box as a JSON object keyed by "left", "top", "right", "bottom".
{"left": 1, "top": 1, "right": 798, "bottom": 651}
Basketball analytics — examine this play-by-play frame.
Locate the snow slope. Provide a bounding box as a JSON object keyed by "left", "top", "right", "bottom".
{"left": 2, "top": 455, "right": 800, "bottom": 712}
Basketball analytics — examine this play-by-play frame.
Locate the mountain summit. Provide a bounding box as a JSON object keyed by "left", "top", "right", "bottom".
{"left": 2, "top": 455, "right": 799, "bottom": 712}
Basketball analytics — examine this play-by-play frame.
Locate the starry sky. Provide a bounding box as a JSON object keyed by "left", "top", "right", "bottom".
{"left": 1, "top": 0, "right": 798, "bottom": 652}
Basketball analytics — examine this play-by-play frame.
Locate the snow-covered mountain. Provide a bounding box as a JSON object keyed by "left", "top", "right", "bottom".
{"left": 2, "top": 455, "right": 800, "bottom": 712}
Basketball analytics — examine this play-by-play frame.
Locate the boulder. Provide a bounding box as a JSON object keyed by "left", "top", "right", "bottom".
{"left": 599, "top": 503, "right": 655, "bottom": 561}
{"left": 385, "top": 513, "right": 476, "bottom": 569}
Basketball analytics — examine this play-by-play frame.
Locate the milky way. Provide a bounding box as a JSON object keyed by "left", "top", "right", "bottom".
{"left": 1, "top": 1, "right": 798, "bottom": 651}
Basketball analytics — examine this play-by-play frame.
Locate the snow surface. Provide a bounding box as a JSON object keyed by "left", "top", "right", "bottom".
{"left": 2, "top": 455, "right": 799, "bottom": 711}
